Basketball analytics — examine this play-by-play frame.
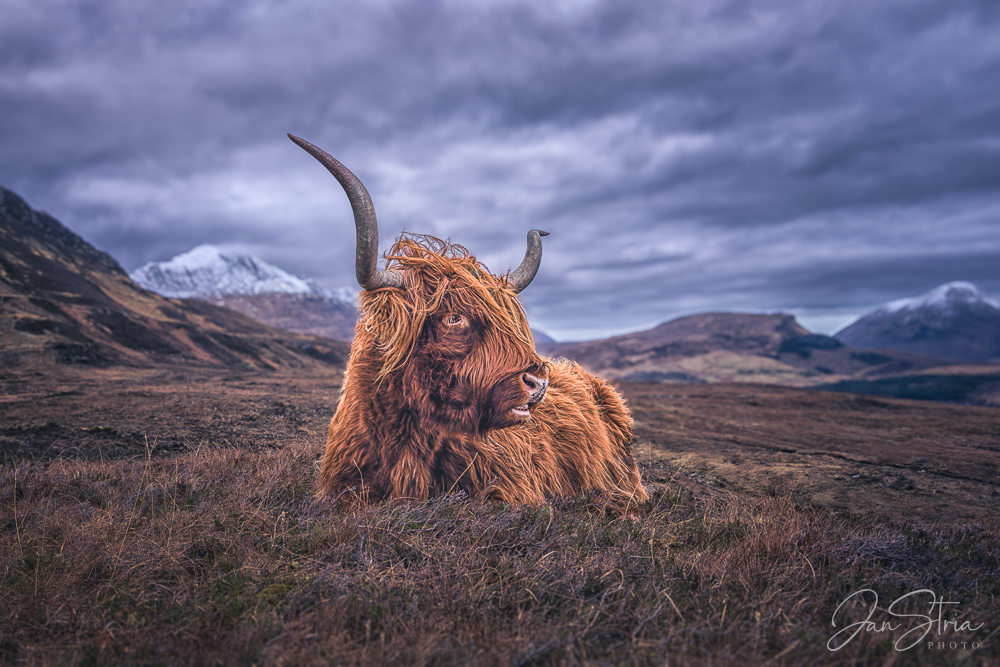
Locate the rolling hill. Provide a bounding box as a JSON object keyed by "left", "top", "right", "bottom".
{"left": 538, "top": 312, "right": 932, "bottom": 385}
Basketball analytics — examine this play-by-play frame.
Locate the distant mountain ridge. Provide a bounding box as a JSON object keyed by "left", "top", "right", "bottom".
{"left": 835, "top": 281, "right": 1000, "bottom": 363}
{"left": 130, "top": 245, "right": 359, "bottom": 341}
{"left": 538, "top": 311, "right": 1000, "bottom": 405}
{"left": 538, "top": 312, "right": 911, "bottom": 385}
{"left": 4, "top": 181, "right": 998, "bottom": 405}
{"left": 0, "top": 185, "right": 349, "bottom": 369}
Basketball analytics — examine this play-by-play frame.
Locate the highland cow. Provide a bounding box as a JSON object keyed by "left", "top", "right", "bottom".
{"left": 290, "top": 134, "right": 647, "bottom": 508}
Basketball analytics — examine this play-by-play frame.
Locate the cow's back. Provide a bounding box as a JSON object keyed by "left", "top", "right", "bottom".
{"left": 484, "top": 358, "right": 647, "bottom": 506}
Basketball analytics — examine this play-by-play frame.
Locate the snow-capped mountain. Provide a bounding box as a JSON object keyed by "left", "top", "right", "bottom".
{"left": 130, "top": 245, "right": 359, "bottom": 340}
{"left": 129, "top": 244, "right": 354, "bottom": 303}
{"left": 873, "top": 281, "right": 1000, "bottom": 315}
{"left": 835, "top": 281, "right": 1000, "bottom": 362}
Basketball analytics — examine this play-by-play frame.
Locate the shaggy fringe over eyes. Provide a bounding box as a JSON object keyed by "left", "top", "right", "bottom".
{"left": 359, "top": 234, "right": 535, "bottom": 378}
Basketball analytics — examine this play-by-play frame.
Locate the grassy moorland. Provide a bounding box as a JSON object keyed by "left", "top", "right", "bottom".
{"left": 1, "top": 370, "right": 998, "bottom": 665}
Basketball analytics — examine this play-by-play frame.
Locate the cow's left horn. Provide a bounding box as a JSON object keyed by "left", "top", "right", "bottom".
{"left": 288, "top": 134, "right": 404, "bottom": 291}
{"left": 508, "top": 229, "right": 549, "bottom": 293}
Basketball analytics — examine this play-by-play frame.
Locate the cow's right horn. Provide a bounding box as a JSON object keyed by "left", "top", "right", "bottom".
{"left": 508, "top": 229, "right": 549, "bottom": 293}
{"left": 288, "top": 134, "right": 405, "bottom": 291}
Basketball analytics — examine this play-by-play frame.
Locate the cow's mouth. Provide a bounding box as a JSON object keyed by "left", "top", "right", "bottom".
{"left": 510, "top": 404, "right": 530, "bottom": 418}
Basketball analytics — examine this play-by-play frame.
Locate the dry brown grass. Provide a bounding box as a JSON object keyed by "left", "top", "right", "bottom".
{"left": 2, "top": 439, "right": 997, "bottom": 666}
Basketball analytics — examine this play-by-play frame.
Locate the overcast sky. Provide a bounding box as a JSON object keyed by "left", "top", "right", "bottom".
{"left": 2, "top": 0, "right": 998, "bottom": 340}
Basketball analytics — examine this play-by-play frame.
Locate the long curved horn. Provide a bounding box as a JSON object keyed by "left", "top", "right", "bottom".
{"left": 288, "top": 134, "right": 404, "bottom": 291}
{"left": 508, "top": 229, "right": 549, "bottom": 293}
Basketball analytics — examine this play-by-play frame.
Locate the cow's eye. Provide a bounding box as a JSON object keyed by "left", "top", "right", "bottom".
{"left": 441, "top": 313, "right": 470, "bottom": 328}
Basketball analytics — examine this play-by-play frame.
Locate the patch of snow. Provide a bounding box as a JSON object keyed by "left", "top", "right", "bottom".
{"left": 130, "top": 244, "right": 356, "bottom": 304}
{"left": 874, "top": 281, "right": 1000, "bottom": 316}
{"left": 323, "top": 285, "right": 357, "bottom": 304}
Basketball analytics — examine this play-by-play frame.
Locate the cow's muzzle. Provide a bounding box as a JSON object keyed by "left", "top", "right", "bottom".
{"left": 522, "top": 372, "right": 548, "bottom": 406}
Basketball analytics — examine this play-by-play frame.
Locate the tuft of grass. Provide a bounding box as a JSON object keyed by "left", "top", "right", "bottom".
{"left": 1, "top": 444, "right": 997, "bottom": 666}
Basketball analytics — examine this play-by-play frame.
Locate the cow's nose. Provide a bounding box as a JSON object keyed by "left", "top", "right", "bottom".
{"left": 522, "top": 373, "right": 549, "bottom": 405}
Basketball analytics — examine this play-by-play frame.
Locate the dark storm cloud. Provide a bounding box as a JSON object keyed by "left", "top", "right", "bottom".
{"left": 2, "top": 0, "right": 998, "bottom": 339}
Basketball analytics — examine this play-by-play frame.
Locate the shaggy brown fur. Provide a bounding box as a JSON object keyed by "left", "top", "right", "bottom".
{"left": 319, "top": 236, "right": 647, "bottom": 508}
